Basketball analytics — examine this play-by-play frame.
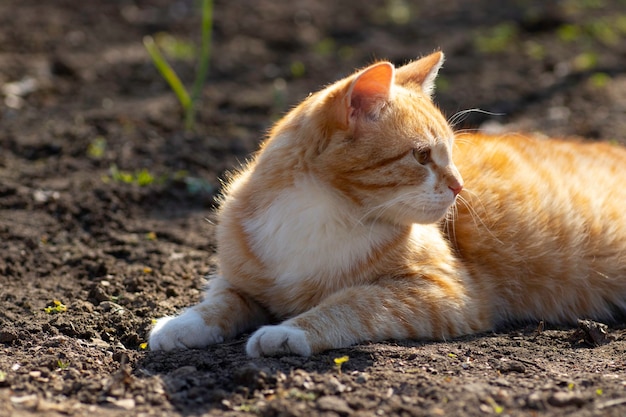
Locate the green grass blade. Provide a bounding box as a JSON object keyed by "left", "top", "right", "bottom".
{"left": 185, "top": 0, "right": 213, "bottom": 130}
{"left": 143, "top": 35, "right": 191, "bottom": 110}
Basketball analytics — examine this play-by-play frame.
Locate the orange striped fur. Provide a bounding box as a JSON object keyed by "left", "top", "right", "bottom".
{"left": 149, "top": 52, "right": 626, "bottom": 356}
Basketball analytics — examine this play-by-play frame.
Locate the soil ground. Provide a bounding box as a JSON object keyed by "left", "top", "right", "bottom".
{"left": 1, "top": 1, "right": 626, "bottom": 416}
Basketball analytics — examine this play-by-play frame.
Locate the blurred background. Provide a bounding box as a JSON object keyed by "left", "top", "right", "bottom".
{"left": 2, "top": 1, "right": 626, "bottom": 154}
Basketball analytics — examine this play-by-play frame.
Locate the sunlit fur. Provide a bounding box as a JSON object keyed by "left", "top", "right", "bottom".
{"left": 149, "top": 52, "right": 626, "bottom": 356}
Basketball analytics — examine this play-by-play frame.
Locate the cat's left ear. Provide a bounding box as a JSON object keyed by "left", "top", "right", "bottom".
{"left": 344, "top": 61, "right": 394, "bottom": 123}
{"left": 395, "top": 51, "right": 444, "bottom": 98}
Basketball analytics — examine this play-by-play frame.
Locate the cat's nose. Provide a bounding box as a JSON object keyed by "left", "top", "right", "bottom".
{"left": 446, "top": 165, "right": 463, "bottom": 197}
{"left": 448, "top": 183, "right": 463, "bottom": 196}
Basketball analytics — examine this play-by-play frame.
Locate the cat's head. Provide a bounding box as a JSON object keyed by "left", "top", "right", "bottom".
{"left": 262, "top": 52, "right": 463, "bottom": 226}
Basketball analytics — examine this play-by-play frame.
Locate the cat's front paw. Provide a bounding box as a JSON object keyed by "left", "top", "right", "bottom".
{"left": 149, "top": 309, "right": 224, "bottom": 351}
{"left": 246, "top": 325, "right": 311, "bottom": 357}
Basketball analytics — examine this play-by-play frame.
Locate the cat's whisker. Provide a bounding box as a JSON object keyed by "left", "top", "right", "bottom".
{"left": 459, "top": 188, "right": 489, "bottom": 215}
{"left": 447, "top": 108, "right": 505, "bottom": 127}
{"left": 356, "top": 190, "right": 447, "bottom": 244}
{"left": 367, "top": 201, "right": 415, "bottom": 245}
{"left": 447, "top": 109, "right": 473, "bottom": 127}
{"left": 454, "top": 194, "right": 480, "bottom": 228}
{"left": 455, "top": 192, "right": 504, "bottom": 246}
{"left": 444, "top": 202, "right": 459, "bottom": 247}
{"left": 357, "top": 192, "right": 416, "bottom": 225}
{"left": 352, "top": 195, "right": 405, "bottom": 242}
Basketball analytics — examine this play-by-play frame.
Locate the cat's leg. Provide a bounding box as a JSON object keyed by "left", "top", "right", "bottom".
{"left": 149, "top": 276, "right": 269, "bottom": 351}
{"left": 246, "top": 278, "right": 487, "bottom": 357}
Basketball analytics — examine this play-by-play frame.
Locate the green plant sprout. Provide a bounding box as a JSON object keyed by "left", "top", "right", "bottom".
{"left": 44, "top": 300, "right": 67, "bottom": 314}
{"left": 87, "top": 136, "right": 107, "bottom": 159}
{"left": 143, "top": 0, "right": 213, "bottom": 131}
{"left": 287, "top": 388, "right": 317, "bottom": 401}
{"left": 107, "top": 165, "right": 162, "bottom": 187}
{"left": 234, "top": 403, "right": 259, "bottom": 412}
{"left": 333, "top": 355, "right": 349, "bottom": 374}
{"left": 486, "top": 397, "right": 504, "bottom": 414}
{"left": 57, "top": 359, "right": 70, "bottom": 369}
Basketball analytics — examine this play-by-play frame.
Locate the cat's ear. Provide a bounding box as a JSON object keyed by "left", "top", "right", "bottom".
{"left": 395, "top": 51, "right": 444, "bottom": 98}
{"left": 343, "top": 62, "right": 394, "bottom": 123}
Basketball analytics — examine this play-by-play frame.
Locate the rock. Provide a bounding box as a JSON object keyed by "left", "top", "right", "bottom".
{"left": 493, "top": 377, "right": 511, "bottom": 387}
{"left": 0, "top": 329, "right": 18, "bottom": 343}
{"left": 497, "top": 360, "right": 526, "bottom": 373}
{"left": 89, "top": 338, "right": 111, "bottom": 349}
{"left": 88, "top": 284, "right": 111, "bottom": 304}
{"left": 289, "top": 369, "right": 314, "bottom": 390}
{"left": 317, "top": 396, "right": 352, "bottom": 416}
{"left": 325, "top": 376, "right": 347, "bottom": 394}
{"left": 10, "top": 394, "right": 38, "bottom": 409}
{"left": 573, "top": 319, "right": 613, "bottom": 346}
{"left": 109, "top": 397, "right": 136, "bottom": 410}
{"left": 233, "top": 363, "right": 269, "bottom": 391}
{"left": 463, "top": 383, "right": 490, "bottom": 395}
{"left": 527, "top": 391, "right": 546, "bottom": 410}
{"left": 354, "top": 372, "right": 369, "bottom": 384}
{"left": 98, "top": 301, "right": 125, "bottom": 314}
{"left": 547, "top": 391, "right": 588, "bottom": 407}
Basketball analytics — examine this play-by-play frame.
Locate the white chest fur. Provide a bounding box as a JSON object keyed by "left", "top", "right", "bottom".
{"left": 243, "top": 177, "right": 393, "bottom": 288}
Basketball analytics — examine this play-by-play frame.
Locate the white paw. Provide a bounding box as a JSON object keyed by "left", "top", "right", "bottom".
{"left": 246, "top": 325, "right": 311, "bottom": 357}
{"left": 149, "top": 309, "right": 224, "bottom": 351}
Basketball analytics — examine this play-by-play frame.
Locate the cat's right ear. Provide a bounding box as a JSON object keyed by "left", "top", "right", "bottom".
{"left": 342, "top": 62, "right": 394, "bottom": 125}
{"left": 395, "top": 51, "right": 444, "bottom": 98}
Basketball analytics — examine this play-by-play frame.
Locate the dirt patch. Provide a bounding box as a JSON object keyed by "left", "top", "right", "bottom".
{"left": 1, "top": 0, "right": 626, "bottom": 416}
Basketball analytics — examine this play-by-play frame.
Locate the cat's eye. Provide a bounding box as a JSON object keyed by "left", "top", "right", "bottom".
{"left": 413, "top": 148, "right": 431, "bottom": 165}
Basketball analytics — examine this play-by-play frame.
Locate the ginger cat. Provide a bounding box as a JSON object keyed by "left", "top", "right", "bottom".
{"left": 149, "top": 52, "right": 626, "bottom": 356}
